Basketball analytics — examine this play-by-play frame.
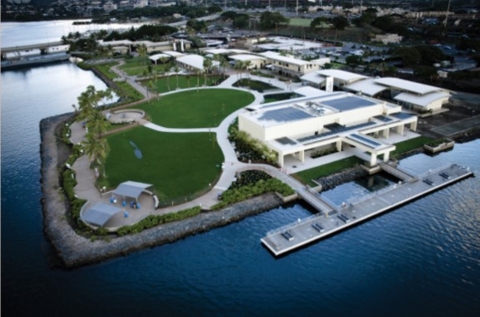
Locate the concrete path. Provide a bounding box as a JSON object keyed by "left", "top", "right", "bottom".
{"left": 68, "top": 67, "right": 387, "bottom": 229}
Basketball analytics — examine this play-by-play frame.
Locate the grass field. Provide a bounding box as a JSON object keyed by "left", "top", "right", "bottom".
{"left": 134, "top": 88, "right": 255, "bottom": 128}
{"left": 141, "top": 74, "right": 225, "bottom": 94}
{"left": 293, "top": 157, "right": 363, "bottom": 186}
{"left": 104, "top": 126, "right": 224, "bottom": 202}
{"left": 119, "top": 57, "right": 165, "bottom": 76}
{"left": 391, "top": 136, "right": 433, "bottom": 157}
{"left": 289, "top": 18, "right": 312, "bottom": 27}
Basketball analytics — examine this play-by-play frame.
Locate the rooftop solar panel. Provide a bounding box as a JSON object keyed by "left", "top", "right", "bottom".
{"left": 374, "top": 115, "right": 393, "bottom": 122}
{"left": 258, "top": 107, "right": 313, "bottom": 122}
{"left": 348, "top": 134, "right": 382, "bottom": 148}
{"left": 391, "top": 112, "right": 415, "bottom": 120}
{"left": 321, "top": 96, "right": 377, "bottom": 111}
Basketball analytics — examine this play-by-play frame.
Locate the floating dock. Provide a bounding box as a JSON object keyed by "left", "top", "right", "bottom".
{"left": 261, "top": 163, "right": 473, "bottom": 256}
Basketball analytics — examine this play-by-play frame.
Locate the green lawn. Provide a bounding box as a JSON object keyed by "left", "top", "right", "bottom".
{"left": 293, "top": 157, "right": 363, "bottom": 186}
{"left": 134, "top": 88, "right": 255, "bottom": 128}
{"left": 104, "top": 126, "right": 224, "bottom": 202}
{"left": 141, "top": 74, "right": 225, "bottom": 94}
{"left": 391, "top": 136, "right": 433, "bottom": 157}
{"left": 119, "top": 57, "right": 165, "bottom": 76}
{"left": 294, "top": 136, "right": 434, "bottom": 186}
{"left": 289, "top": 18, "right": 312, "bottom": 27}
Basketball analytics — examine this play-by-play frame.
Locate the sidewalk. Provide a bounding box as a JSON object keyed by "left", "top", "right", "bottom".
{"left": 69, "top": 72, "right": 318, "bottom": 230}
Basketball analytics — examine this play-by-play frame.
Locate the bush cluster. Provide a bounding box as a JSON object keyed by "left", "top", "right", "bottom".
{"left": 62, "top": 168, "right": 87, "bottom": 227}
{"left": 212, "top": 178, "right": 294, "bottom": 210}
{"left": 116, "top": 206, "right": 201, "bottom": 236}
{"left": 426, "top": 138, "right": 451, "bottom": 147}
{"left": 229, "top": 170, "right": 271, "bottom": 189}
{"left": 310, "top": 147, "right": 337, "bottom": 159}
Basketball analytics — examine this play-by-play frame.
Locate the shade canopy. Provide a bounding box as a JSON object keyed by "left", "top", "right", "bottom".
{"left": 113, "top": 181, "right": 153, "bottom": 201}
{"left": 82, "top": 203, "right": 122, "bottom": 227}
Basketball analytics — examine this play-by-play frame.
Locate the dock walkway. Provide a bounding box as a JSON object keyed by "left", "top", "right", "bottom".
{"left": 261, "top": 163, "right": 473, "bottom": 256}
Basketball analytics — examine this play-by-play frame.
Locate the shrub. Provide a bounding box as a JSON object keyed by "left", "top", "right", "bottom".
{"left": 117, "top": 206, "right": 201, "bottom": 236}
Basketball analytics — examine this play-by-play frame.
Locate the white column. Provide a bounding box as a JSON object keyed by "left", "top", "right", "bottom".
{"left": 370, "top": 153, "right": 377, "bottom": 166}
{"left": 181, "top": 39, "right": 185, "bottom": 52}
{"left": 278, "top": 154, "right": 284, "bottom": 167}
{"left": 173, "top": 41, "right": 177, "bottom": 51}
{"left": 397, "top": 125, "right": 404, "bottom": 135}
{"left": 410, "top": 121, "right": 417, "bottom": 131}
{"left": 336, "top": 140, "right": 342, "bottom": 152}
{"left": 383, "top": 128, "right": 389, "bottom": 138}
{"left": 299, "top": 150, "right": 305, "bottom": 163}
{"left": 383, "top": 151, "right": 390, "bottom": 162}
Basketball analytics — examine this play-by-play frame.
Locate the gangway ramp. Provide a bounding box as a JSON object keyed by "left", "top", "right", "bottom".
{"left": 297, "top": 187, "right": 333, "bottom": 214}
{"left": 378, "top": 162, "right": 415, "bottom": 182}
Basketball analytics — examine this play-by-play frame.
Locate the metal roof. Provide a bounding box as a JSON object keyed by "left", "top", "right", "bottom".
{"left": 374, "top": 77, "right": 443, "bottom": 95}
{"left": 113, "top": 181, "right": 153, "bottom": 200}
{"left": 294, "top": 86, "right": 330, "bottom": 97}
{"left": 344, "top": 78, "right": 389, "bottom": 96}
{"left": 317, "top": 69, "right": 367, "bottom": 83}
{"left": 81, "top": 203, "right": 122, "bottom": 227}
{"left": 258, "top": 107, "right": 314, "bottom": 122}
{"left": 393, "top": 91, "right": 450, "bottom": 107}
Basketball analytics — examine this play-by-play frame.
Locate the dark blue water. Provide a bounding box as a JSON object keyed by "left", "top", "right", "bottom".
{"left": 2, "top": 24, "right": 480, "bottom": 316}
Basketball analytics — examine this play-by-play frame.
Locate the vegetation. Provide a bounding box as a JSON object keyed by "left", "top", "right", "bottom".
{"left": 117, "top": 206, "right": 201, "bottom": 236}
{"left": 212, "top": 178, "right": 294, "bottom": 210}
{"left": 293, "top": 157, "right": 363, "bottom": 186}
{"left": 233, "top": 79, "right": 276, "bottom": 92}
{"left": 103, "top": 127, "right": 224, "bottom": 203}
{"left": 263, "top": 92, "right": 295, "bottom": 104}
{"left": 135, "top": 89, "right": 254, "bottom": 128}
{"left": 229, "top": 129, "right": 277, "bottom": 166}
{"left": 391, "top": 136, "right": 433, "bottom": 158}
{"left": 426, "top": 138, "right": 451, "bottom": 147}
{"left": 259, "top": 11, "right": 289, "bottom": 30}
{"left": 310, "top": 147, "right": 337, "bottom": 159}
{"left": 142, "top": 74, "right": 225, "bottom": 94}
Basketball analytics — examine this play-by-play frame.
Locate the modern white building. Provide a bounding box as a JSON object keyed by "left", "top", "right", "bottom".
{"left": 239, "top": 92, "right": 418, "bottom": 167}
{"left": 229, "top": 54, "right": 267, "bottom": 69}
{"left": 301, "top": 69, "right": 450, "bottom": 112}
{"left": 259, "top": 51, "right": 320, "bottom": 77}
{"left": 175, "top": 54, "right": 219, "bottom": 73}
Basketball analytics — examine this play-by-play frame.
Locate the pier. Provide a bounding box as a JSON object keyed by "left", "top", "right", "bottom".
{"left": 261, "top": 163, "right": 473, "bottom": 256}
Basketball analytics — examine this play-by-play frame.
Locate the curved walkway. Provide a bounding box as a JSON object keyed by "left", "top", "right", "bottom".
{"left": 70, "top": 69, "right": 306, "bottom": 229}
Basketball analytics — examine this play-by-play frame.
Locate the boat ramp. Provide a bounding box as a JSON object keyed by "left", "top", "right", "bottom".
{"left": 261, "top": 163, "right": 473, "bottom": 256}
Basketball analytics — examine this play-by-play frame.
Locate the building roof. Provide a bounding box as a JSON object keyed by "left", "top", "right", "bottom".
{"left": 81, "top": 203, "right": 122, "bottom": 227}
{"left": 393, "top": 91, "right": 450, "bottom": 107}
{"left": 149, "top": 53, "right": 171, "bottom": 62}
{"left": 320, "top": 95, "right": 378, "bottom": 112}
{"left": 162, "top": 50, "right": 185, "bottom": 58}
{"left": 259, "top": 52, "right": 311, "bottom": 66}
{"left": 344, "top": 78, "right": 389, "bottom": 96}
{"left": 204, "top": 48, "right": 250, "bottom": 55}
{"left": 317, "top": 69, "right": 368, "bottom": 83}
{"left": 255, "top": 36, "right": 323, "bottom": 51}
{"left": 229, "top": 54, "right": 266, "bottom": 62}
{"left": 300, "top": 72, "right": 327, "bottom": 85}
{"left": 176, "top": 54, "right": 206, "bottom": 71}
{"left": 374, "top": 77, "right": 443, "bottom": 95}
{"left": 294, "top": 86, "right": 330, "bottom": 97}
{"left": 113, "top": 181, "right": 153, "bottom": 200}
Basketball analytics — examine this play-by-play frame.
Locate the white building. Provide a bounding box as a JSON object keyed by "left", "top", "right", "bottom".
{"left": 259, "top": 51, "right": 319, "bottom": 77}
{"left": 301, "top": 69, "right": 450, "bottom": 112}
{"left": 229, "top": 54, "right": 266, "bottom": 69}
{"left": 175, "top": 54, "right": 219, "bottom": 73}
{"left": 239, "top": 92, "right": 418, "bottom": 167}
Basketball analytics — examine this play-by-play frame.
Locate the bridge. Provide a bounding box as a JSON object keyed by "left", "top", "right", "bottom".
{"left": 1, "top": 41, "right": 68, "bottom": 59}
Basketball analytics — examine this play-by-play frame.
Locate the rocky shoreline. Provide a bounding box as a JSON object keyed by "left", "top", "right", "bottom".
{"left": 40, "top": 114, "right": 283, "bottom": 268}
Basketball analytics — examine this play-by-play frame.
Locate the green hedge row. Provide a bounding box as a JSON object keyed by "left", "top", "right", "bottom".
{"left": 211, "top": 178, "right": 294, "bottom": 210}
{"left": 117, "top": 206, "right": 201, "bottom": 236}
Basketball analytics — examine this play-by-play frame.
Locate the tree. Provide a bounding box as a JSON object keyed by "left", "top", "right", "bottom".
{"left": 86, "top": 110, "right": 110, "bottom": 138}
{"left": 82, "top": 131, "right": 109, "bottom": 170}
{"left": 203, "top": 57, "right": 213, "bottom": 86}
{"left": 173, "top": 65, "right": 180, "bottom": 89}
{"left": 234, "top": 60, "right": 244, "bottom": 79}
{"left": 137, "top": 44, "right": 148, "bottom": 66}
{"left": 393, "top": 47, "right": 421, "bottom": 66}
{"left": 346, "top": 55, "right": 363, "bottom": 69}
{"left": 259, "top": 11, "right": 289, "bottom": 30}
{"left": 77, "top": 85, "right": 113, "bottom": 121}
{"left": 332, "top": 16, "right": 349, "bottom": 31}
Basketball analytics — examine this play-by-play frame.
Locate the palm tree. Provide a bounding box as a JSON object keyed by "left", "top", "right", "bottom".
{"left": 82, "top": 131, "right": 109, "bottom": 170}
{"left": 186, "top": 75, "right": 191, "bottom": 89}
{"left": 203, "top": 57, "right": 212, "bottom": 86}
{"left": 234, "top": 60, "right": 244, "bottom": 79}
{"left": 137, "top": 44, "right": 148, "bottom": 67}
{"left": 86, "top": 109, "right": 110, "bottom": 138}
{"left": 173, "top": 65, "right": 180, "bottom": 89}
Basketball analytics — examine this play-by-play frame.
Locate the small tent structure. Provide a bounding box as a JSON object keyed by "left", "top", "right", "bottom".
{"left": 81, "top": 203, "right": 122, "bottom": 227}
{"left": 113, "top": 181, "right": 154, "bottom": 202}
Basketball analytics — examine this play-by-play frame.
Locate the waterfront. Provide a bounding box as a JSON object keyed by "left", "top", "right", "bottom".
{"left": 2, "top": 22, "right": 480, "bottom": 316}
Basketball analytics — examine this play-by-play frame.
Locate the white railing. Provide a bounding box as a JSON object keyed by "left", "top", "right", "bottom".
{"left": 266, "top": 213, "right": 322, "bottom": 236}
{"left": 416, "top": 163, "right": 453, "bottom": 180}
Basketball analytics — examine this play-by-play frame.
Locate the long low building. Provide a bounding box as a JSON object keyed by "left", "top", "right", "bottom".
{"left": 239, "top": 92, "right": 418, "bottom": 167}
{"left": 301, "top": 69, "right": 450, "bottom": 112}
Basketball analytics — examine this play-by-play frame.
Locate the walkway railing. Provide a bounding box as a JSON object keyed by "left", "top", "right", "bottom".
{"left": 266, "top": 213, "right": 323, "bottom": 236}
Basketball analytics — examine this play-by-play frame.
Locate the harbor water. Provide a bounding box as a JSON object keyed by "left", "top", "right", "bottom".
{"left": 2, "top": 21, "right": 480, "bottom": 316}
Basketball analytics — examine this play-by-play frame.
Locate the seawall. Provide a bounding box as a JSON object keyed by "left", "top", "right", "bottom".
{"left": 40, "top": 114, "right": 283, "bottom": 268}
